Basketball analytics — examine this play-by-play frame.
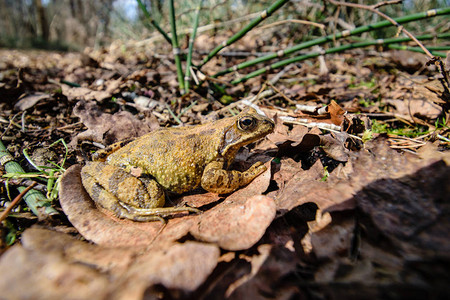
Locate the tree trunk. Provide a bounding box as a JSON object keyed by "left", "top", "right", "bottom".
{"left": 34, "top": 0, "right": 49, "bottom": 42}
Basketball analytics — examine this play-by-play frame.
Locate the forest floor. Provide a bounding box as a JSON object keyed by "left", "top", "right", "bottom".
{"left": 0, "top": 36, "right": 449, "bottom": 299}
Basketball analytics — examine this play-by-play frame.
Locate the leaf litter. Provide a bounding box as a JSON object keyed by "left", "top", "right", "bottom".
{"left": 0, "top": 41, "right": 449, "bottom": 300}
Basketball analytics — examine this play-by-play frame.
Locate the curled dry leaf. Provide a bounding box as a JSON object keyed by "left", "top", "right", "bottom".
{"left": 14, "top": 92, "right": 50, "bottom": 111}
{"left": 59, "top": 162, "right": 274, "bottom": 251}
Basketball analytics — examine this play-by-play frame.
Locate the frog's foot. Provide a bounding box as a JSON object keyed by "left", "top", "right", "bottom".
{"left": 119, "top": 202, "right": 202, "bottom": 222}
{"left": 201, "top": 160, "right": 267, "bottom": 194}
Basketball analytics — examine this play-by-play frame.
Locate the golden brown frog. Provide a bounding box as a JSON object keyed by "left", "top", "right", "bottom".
{"left": 81, "top": 107, "right": 275, "bottom": 222}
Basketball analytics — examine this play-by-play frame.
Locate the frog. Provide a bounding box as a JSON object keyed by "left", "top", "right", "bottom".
{"left": 80, "top": 107, "right": 275, "bottom": 222}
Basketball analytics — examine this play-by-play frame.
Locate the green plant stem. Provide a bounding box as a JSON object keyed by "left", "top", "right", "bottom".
{"left": 0, "top": 141, "right": 57, "bottom": 218}
{"left": 199, "top": 0, "right": 290, "bottom": 68}
{"left": 215, "top": 7, "right": 450, "bottom": 78}
{"left": 136, "top": 0, "right": 172, "bottom": 45}
{"left": 231, "top": 32, "right": 450, "bottom": 84}
{"left": 169, "top": 0, "right": 185, "bottom": 93}
{"left": 387, "top": 45, "right": 447, "bottom": 57}
{"left": 424, "top": 46, "right": 450, "bottom": 51}
{"left": 184, "top": 0, "right": 203, "bottom": 93}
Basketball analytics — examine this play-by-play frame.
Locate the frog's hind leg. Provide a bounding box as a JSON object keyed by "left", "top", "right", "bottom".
{"left": 81, "top": 162, "right": 200, "bottom": 222}
{"left": 82, "top": 180, "right": 166, "bottom": 222}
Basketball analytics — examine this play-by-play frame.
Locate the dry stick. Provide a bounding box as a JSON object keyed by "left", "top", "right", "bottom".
{"left": 266, "top": 81, "right": 296, "bottom": 105}
{"left": 0, "top": 182, "right": 37, "bottom": 222}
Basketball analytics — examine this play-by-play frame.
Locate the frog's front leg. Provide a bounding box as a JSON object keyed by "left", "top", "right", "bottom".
{"left": 81, "top": 162, "right": 199, "bottom": 222}
{"left": 201, "top": 159, "right": 267, "bottom": 194}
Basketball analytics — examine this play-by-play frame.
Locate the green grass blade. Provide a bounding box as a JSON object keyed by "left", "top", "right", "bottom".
{"left": 184, "top": 0, "right": 203, "bottom": 93}
{"left": 169, "top": 0, "right": 185, "bottom": 93}
{"left": 387, "top": 44, "right": 447, "bottom": 57}
{"left": 0, "top": 141, "right": 57, "bottom": 218}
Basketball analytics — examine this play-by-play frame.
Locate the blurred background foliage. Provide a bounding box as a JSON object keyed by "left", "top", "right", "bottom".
{"left": 0, "top": 0, "right": 449, "bottom": 51}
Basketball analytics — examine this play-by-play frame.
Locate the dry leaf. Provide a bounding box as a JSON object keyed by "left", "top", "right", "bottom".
{"left": 114, "top": 241, "right": 220, "bottom": 299}
{"left": 69, "top": 100, "right": 159, "bottom": 147}
{"left": 62, "top": 85, "right": 111, "bottom": 102}
{"left": 60, "top": 162, "right": 274, "bottom": 251}
{"left": 0, "top": 244, "right": 110, "bottom": 300}
{"left": 190, "top": 195, "right": 276, "bottom": 250}
{"left": 14, "top": 92, "right": 50, "bottom": 111}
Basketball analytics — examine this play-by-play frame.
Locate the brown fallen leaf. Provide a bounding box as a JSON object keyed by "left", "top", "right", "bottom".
{"left": 273, "top": 137, "right": 448, "bottom": 217}
{"left": 190, "top": 195, "right": 276, "bottom": 251}
{"left": 62, "top": 84, "right": 112, "bottom": 102}
{"left": 69, "top": 100, "right": 159, "bottom": 147}
{"left": 0, "top": 243, "right": 110, "bottom": 300}
{"left": 113, "top": 241, "right": 220, "bottom": 299}
{"left": 1, "top": 227, "right": 220, "bottom": 300}
{"left": 21, "top": 228, "right": 135, "bottom": 275}
{"left": 59, "top": 162, "right": 274, "bottom": 251}
{"left": 225, "top": 244, "right": 272, "bottom": 297}
{"left": 386, "top": 98, "right": 441, "bottom": 120}
{"left": 319, "top": 133, "right": 349, "bottom": 162}
{"left": 327, "top": 100, "right": 346, "bottom": 126}
{"left": 356, "top": 159, "right": 450, "bottom": 255}
{"left": 14, "top": 92, "right": 50, "bottom": 111}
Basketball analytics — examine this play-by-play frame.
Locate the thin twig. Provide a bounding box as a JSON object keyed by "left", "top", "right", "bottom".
{"left": 0, "top": 182, "right": 37, "bottom": 222}
{"left": 266, "top": 81, "right": 297, "bottom": 105}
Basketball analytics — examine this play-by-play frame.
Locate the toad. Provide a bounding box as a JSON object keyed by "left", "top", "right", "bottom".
{"left": 81, "top": 107, "right": 274, "bottom": 221}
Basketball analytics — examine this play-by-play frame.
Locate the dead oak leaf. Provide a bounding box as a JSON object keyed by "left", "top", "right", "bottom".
{"left": 0, "top": 242, "right": 110, "bottom": 300}
{"left": 59, "top": 162, "right": 274, "bottom": 251}
{"left": 114, "top": 241, "right": 220, "bottom": 298}
{"left": 14, "top": 92, "right": 50, "bottom": 111}
{"left": 21, "top": 228, "right": 135, "bottom": 275}
{"left": 69, "top": 100, "right": 159, "bottom": 147}
{"left": 190, "top": 195, "right": 276, "bottom": 251}
{"left": 1, "top": 227, "right": 219, "bottom": 299}
{"left": 62, "top": 84, "right": 111, "bottom": 102}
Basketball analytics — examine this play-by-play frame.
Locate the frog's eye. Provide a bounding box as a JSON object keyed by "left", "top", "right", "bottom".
{"left": 238, "top": 116, "right": 257, "bottom": 131}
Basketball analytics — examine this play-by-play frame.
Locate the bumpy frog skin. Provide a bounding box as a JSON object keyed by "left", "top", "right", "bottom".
{"left": 81, "top": 107, "right": 275, "bottom": 222}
